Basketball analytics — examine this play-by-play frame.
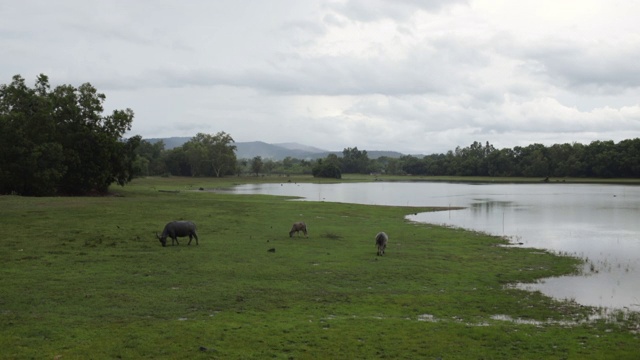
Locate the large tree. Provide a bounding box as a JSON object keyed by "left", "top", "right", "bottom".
{"left": 0, "top": 74, "right": 138, "bottom": 195}
{"left": 312, "top": 154, "right": 342, "bottom": 178}
{"left": 341, "top": 147, "right": 371, "bottom": 174}
{"left": 183, "top": 132, "right": 237, "bottom": 177}
{"left": 251, "top": 156, "right": 263, "bottom": 176}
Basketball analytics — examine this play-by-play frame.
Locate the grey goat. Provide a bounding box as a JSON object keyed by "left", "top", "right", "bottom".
{"left": 375, "top": 232, "right": 388, "bottom": 256}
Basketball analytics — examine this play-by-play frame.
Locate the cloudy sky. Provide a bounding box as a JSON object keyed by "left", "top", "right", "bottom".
{"left": 2, "top": 0, "right": 640, "bottom": 154}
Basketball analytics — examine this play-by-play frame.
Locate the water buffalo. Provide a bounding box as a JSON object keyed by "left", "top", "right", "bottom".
{"left": 375, "top": 232, "right": 388, "bottom": 256}
{"left": 157, "top": 221, "right": 198, "bottom": 247}
{"left": 289, "top": 222, "right": 308, "bottom": 238}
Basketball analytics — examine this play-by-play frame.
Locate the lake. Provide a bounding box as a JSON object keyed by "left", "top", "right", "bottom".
{"left": 220, "top": 181, "right": 640, "bottom": 311}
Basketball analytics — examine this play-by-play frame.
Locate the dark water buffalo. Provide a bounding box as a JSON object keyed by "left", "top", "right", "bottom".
{"left": 157, "top": 221, "right": 198, "bottom": 247}
{"left": 289, "top": 222, "right": 308, "bottom": 238}
{"left": 375, "top": 232, "right": 388, "bottom": 256}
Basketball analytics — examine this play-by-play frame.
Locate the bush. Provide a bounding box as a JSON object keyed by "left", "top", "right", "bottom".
{"left": 312, "top": 163, "right": 341, "bottom": 178}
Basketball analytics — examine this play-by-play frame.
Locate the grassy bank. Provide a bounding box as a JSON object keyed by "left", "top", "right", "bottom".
{"left": 121, "top": 174, "right": 640, "bottom": 189}
{"left": 1, "top": 176, "right": 638, "bottom": 359}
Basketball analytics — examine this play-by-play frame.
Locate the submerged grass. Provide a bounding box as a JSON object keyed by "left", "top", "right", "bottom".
{"left": 1, "top": 176, "right": 638, "bottom": 359}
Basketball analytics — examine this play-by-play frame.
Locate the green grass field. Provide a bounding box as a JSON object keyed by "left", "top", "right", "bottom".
{"left": 1, "top": 176, "right": 638, "bottom": 359}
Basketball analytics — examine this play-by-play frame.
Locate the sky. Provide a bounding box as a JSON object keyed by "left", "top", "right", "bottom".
{"left": 2, "top": 0, "right": 640, "bottom": 155}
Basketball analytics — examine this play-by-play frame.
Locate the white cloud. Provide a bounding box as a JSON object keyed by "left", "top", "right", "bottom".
{"left": 1, "top": 0, "right": 639, "bottom": 155}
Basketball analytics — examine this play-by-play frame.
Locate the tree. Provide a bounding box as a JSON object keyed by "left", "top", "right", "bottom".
{"left": 423, "top": 153, "right": 450, "bottom": 176}
{"left": 312, "top": 155, "right": 342, "bottom": 178}
{"left": 183, "top": 136, "right": 209, "bottom": 176}
{"left": 0, "top": 74, "right": 138, "bottom": 195}
{"left": 0, "top": 74, "right": 64, "bottom": 195}
{"left": 263, "top": 159, "right": 276, "bottom": 174}
{"left": 341, "top": 147, "right": 371, "bottom": 174}
{"left": 211, "top": 132, "right": 237, "bottom": 177}
{"left": 163, "top": 147, "right": 191, "bottom": 176}
{"left": 134, "top": 139, "right": 166, "bottom": 176}
{"left": 585, "top": 140, "right": 618, "bottom": 177}
{"left": 400, "top": 155, "right": 426, "bottom": 175}
{"left": 182, "top": 132, "right": 237, "bottom": 177}
{"left": 52, "top": 83, "right": 137, "bottom": 194}
{"left": 484, "top": 148, "right": 515, "bottom": 176}
{"left": 312, "top": 161, "right": 341, "bottom": 178}
{"left": 251, "top": 156, "right": 263, "bottom": 176}
{"left": 282, "top": 156, "right": 294, "bottom": 170}
{"left": 235, "top": 158, "right": 249, "bottom": 176}
{"left": 376, "top": 156, "right": 403, "bottom": 175}
{"left": 616, "top": 139, "right": 640, "bottom": 177}
{"left": 515, "top": 144, "right": 549, "bottom": 177}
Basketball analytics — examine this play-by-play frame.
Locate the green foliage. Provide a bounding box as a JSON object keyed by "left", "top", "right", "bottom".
{"left": 250, "top": 156, "right": 263, "bottom": 176}
{"left": 163, "top": 146, "right": 190, "bottom": 176}
{"left": 134, "top": 139, "right": 166, "bottom": 176}
{"left": 400, "top": 154, "right": 427, "bottom": 175}
{"left": 165, "top": 132, "right": 237, "bottom": 177}
{"left": 312, "top": 158, "right": 342, "bottom": 178}
{"left": 135, "top": 137, "right": 640, "bottom": 178}
{"left": 395, "top": 139, "right": 640, "bottom": 178}
{"left": 341, "top": 146, "right": 371, "bottom": 174}
{"left": 0, "top": 74, "right": 137, "bottom": 195}
{"left": 0, "top": 176, "right": 638, "bottom": 359}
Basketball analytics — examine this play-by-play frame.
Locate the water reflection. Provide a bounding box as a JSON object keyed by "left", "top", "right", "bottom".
{"left": 219, "top": 182, "right": 640, "bottom": 311}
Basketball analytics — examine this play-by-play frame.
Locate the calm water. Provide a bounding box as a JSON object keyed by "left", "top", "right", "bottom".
{"left": 221, "top": 181, "right": 640, "bottom": 311}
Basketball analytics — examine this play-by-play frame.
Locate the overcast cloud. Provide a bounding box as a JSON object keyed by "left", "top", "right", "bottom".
{"left": 2, "top": 0, "right": 639, "bottom": 154}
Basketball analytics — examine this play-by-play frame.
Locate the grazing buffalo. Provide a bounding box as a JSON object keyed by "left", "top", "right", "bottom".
{"left": 157, "top": 221, "right": 199, "bottom": 247}
{"left": 375, "top": 232, "right": 388, "bottom": 256}
{"left": 289, "top": 222, "right": 308, "bottom": 238}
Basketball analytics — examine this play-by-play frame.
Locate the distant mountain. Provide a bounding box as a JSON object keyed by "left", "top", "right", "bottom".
{"left": 235, "top": 141, "right": 328, "bottom": 160}
{"left": 273, "top": 142, "right": 328, "bottom": 153}
{"left": 145, "top": 137, "right": 405, "bottom": 160}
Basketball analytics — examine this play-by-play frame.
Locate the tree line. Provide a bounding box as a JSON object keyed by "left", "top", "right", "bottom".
{"left": 397, "top": 140, "right": 640, "bottom": 178}
{"left": 134, "top": 138, "right": 640, "bottom": 179}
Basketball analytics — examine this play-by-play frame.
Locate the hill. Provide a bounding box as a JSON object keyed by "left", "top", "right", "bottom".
{"left": 234, "top": 141, "right": 328, "bottom": 160}
{"left": 145, "top": 137, "right": 405, "bottom": 160}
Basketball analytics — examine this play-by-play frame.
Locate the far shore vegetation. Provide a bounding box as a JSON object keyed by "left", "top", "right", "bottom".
{"left": 136, "top": 139, "right": 640, "bottom": 183}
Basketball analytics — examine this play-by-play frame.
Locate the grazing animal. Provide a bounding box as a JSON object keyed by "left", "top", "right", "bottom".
{"left": 157, "top": 221, "right": 199, "bottom": 247}
{"left": 375, "top": 232, "right": 388, "bottom": 256}
{"left": 289, "top": 222, "right": 308, "bottom": 238}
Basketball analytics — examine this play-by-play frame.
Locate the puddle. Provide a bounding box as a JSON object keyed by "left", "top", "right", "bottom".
{"left": 513, "top": 269, "right": 640, "bottom": 312}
